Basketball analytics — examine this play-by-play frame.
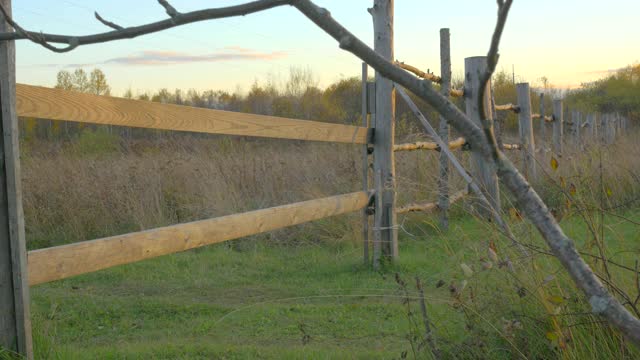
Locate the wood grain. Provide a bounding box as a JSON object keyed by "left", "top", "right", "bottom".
{"left": 0, "top": 1, "right": 33, "bottom": 357}
{"left": 28, "top": 191, "right": 370, "bottom": 286}
{"left": 16, "top": 84, "right": 368, "bottom": 144}
{"left": 371, "top": 0, "right": 398, "bottom": 265}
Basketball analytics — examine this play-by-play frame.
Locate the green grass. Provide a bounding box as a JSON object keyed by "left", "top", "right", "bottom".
{"left": 29, "top": 210, "right": 640, "bottom": 359}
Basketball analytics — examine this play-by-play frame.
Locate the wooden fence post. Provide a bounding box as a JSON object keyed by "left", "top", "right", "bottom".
{"left": 0, "top": 0, "right": 33, "bottom": 357}
{"left": 361, "top": 63, "right": 370, "bottom": 266}
{"left": 552, "top": 100, "right": 563, "bottom": 156}
{"left": 438, "top": 28, "right": 451, "bottom": 231}
{"left": 465, "top": 56, "right": 500, "bottom": 218}
{"left": 516, "top": 83, "right": 536, "bottom": 180}
{"left": 586, "top": 113, "right": 595, "bottom": 140}
{"left": 371, "top": 0, "right": 397, "bottom": 266}
{"left": 575, "top": 111, "right": 582, "bottom": 145}
{"left": 539, "top": 93, "right": 546, "bottom": 147}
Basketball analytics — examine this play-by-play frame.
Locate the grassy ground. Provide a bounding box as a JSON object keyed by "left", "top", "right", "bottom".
{"left": 28, "top": 208, "right": 640, "bottom": 359}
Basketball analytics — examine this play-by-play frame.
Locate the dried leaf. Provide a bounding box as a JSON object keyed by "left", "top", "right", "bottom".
{"left": 559, "top": 176, "right": 566, "bottom": 188}
{"left": 569, "top": 183, "right": 577, "bottom": 196}
{"left": 551, "top": 157, "right": 559, "bottom": 170}
{"left": 461, "top": 263, "right": 474, "bottom": 278}
{"left": 488, "top": 248, "right": 499, "bottom": 263}
{"left": 509, "top": 207, "right": 523, "bottom": 221}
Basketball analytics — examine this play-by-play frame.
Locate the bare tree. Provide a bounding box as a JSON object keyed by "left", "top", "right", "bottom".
{"left": 1, "top": 0, "right": 639, "bottom": 345}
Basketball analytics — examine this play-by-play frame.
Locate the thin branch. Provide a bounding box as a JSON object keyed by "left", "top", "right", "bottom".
{"left": 0, "top": 3, "right": 78, "bottom": 52}
{"left": 0, "top": 0, "right": 291, "bottom": 53}
{"left": 477, "top": 0, "right": 513, "bottom": 165}
{"left": 158, "top": 0, "right": 180, "bottom": 18}
{"left": 94, "top": 12, "right": 124, "bottom": 31}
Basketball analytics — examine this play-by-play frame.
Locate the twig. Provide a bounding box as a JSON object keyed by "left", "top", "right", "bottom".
{"left": 416, "top": 277, "right": 441, "bottom": 359}
{"left": 158, "top": 0, "right": 180, "bottom": 18}
{"left": 94, "top": 12, "right": 124, "bottom": 31}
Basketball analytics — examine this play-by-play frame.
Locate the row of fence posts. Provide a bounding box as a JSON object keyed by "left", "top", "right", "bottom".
{"left": 363, "top": 0, "right": 631, "bottom": 269}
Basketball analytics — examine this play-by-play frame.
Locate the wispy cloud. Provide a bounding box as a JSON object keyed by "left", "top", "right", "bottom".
{"left": 38, "top": 48, "right": 287, "bottom": 68}
{"left": 581, "top": 67, "right": 626, "bottom": 75}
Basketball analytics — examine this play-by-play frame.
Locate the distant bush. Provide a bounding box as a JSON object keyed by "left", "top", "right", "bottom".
{"left": 70, "top": 127, "right": 120, "bottom": 156}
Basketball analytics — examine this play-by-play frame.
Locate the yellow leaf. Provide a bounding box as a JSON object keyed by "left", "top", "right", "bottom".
{"left": 460, "top": 263, "right": 474, "bottom": 278}
{"left": 569, "top": 183, "right": 577, "bottom": 196}
{"left": 559, "top": 176, "right": 566, "bottom": 188}
{"left": 488, "top": 248, "right": 498, "bottom": 263}
{"left": 565, "top": 199, "right": 572, "bottom": 210}
{"left": 551, "top": 157, "right": 559, "bottom": 170}
{"left": 547, "top": 295, "right": 564, "bottom": 305}
{"left": 546, "top": 331, "right": 559, "bottom": 341}
{"left": 509, "top": 208, "right": 523, "bottom": 221}
{"left": 606, "top": 188, "right": 612, "bottom": 197}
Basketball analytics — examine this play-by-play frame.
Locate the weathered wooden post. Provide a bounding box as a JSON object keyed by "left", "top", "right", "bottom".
{"left": 370, "top": 0, "right": 397, "bottom": 266}
{"left": 552, "top": 100, "right": 563, "bottom": 155}
{"left": 361, "top": 63, "right": 370, "bottom": 266}
{"left": 438, "top": 28, "right": 451, "bottom": 231}
{"left": 0, "top": 0, "right": 33, "bottom": 357}
{"left": 586, "top": 113, "right": 595, "bottom": 140}
{"left": 575, "top": 111, "right": 582, "bottom": 145}
{"left": 539, "top": 93, "right": 546, "bottom": 146}
{"left": 465, "top": 56, "right": 500, "bottom": 218}
{"left": 516, "top": 83, "right": 536, "bottom": 180}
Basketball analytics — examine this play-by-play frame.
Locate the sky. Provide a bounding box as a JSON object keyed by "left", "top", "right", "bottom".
{"left": 13, "top": 0, "right": 640, "bottom": 96}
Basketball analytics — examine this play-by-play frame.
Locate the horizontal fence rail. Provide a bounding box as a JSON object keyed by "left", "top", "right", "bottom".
{"left": 396, "top": 189, "right": 467, "bottom": 214}
{"left": 394, "top": 137, "right": 466, "bottom": 152}
{"left": 16, "top": 84, "right": 369, "bottom": 144}
{"left": 28, "top": 191, "right": 371, "bottom": 285}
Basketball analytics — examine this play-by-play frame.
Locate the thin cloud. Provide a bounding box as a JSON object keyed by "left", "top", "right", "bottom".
{"left": 37, "top": 48, "right": 287, "bottom": 68}
{"left": 106, "top": 49, "right": 287, "bottom": 66}
{"left": 581, "top": 67, "right": 626, "bottom": 75}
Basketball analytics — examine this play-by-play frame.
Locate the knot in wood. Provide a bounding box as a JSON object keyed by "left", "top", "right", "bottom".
{"left": 589, "top": 295, "right": 611, "bottom": 314}
{"left": 339, "top": 35, "right": 352, "bottom": 49}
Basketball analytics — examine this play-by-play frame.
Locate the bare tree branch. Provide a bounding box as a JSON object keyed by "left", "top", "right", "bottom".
{"left": 158, "top": 0, "right": 180, "bottom": 18}
{"left": 0, "top": 0, "right": 638, "bottom": 345}
{"left": 477, "top": 0, "right": 513, "bottom": 165}
{"left": 94, "top": 12, "right": 124, "bottom": 31}
{"left": 0, "top": 0, "right": 291, "bottom": 52}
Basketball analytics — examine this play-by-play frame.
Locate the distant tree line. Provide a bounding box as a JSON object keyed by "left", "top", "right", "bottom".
{"left": 565, "top": 64, "right": 640, "bottom": 120}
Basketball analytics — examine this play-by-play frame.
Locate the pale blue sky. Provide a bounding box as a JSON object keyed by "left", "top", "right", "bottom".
{"left": 14, "top": 0, "right": 640, "bottom": 95}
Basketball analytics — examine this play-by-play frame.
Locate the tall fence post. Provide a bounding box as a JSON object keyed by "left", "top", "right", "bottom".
{"left": 539, "top": 93, "right": 546, "bottom": 147}
{"left": 361, "top": 63, "right": 370, "bottom": 266}
{"left": 370, "top": 0, "right": 397, "bottom": 266}
{"left": 575, "top": 111, "right": 582, "bottom": 145}
{"left": 0, "top": 0, "right": 33, "bottom": 357}
{"left": 438, "top": 28, "right": 451, "bottom": 231}
{"left": 516, "top": 83, "right": 536, "bottom": 180}
{"left": 464, "top": 56, "right": 500, "bottom": 218}
{"left": 552, "top": 100, "right": 563, "bottom": 156}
